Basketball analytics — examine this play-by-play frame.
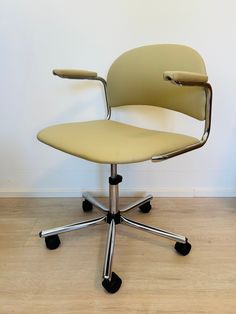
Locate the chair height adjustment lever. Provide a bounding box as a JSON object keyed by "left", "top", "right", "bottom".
{"left": 109, "top": 174, "right": 123, "bottom": 185}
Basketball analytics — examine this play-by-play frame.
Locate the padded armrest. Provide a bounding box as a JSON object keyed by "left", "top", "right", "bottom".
{"left": 53, "top": 69, "right": 98, "bottom": 79}
{"left": 163, "top": 71, "right": 208, "bottom": 84}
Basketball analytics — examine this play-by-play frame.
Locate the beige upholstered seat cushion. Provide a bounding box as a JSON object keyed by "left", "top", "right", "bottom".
{"left": 37, "top": 120, "right": 200, "bottom": 164}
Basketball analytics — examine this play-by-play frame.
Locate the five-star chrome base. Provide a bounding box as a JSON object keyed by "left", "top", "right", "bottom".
{"left": 39, "top": 164, "right": 191, "bottom": 294}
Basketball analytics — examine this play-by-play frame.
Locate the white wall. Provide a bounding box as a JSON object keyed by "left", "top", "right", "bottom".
{"left": 0, "top": 0, "right": 236, "bottom": 197}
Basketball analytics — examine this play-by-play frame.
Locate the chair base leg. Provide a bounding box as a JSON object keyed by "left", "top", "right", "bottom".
{"left": 121, "top": 215, "right": 187, "bottom": 243}
{"left": 120, "top": 194, "right": 153, "bottom": 213}
{"left": 39, "top": 216, "right": 106, "bottom": 238}
{"left": 82, "top": 192, "right": 108, "bottom": 213}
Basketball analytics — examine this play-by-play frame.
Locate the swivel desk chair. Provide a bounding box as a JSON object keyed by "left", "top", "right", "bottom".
{"left": 38, "top": 44, "right": 212, "bottom": 293}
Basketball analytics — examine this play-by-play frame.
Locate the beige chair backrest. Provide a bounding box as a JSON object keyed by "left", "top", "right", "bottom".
{"left": 107, "top": 44, "right": 207, "bottom": 120}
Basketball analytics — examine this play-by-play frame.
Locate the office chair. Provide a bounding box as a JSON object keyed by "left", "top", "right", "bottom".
{"left": 38, "top": 44, "right": 212, "bottom": 293}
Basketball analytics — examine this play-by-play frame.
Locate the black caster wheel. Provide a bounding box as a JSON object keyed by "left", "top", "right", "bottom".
{"left": 102, "top": 272, "right": 122, "bottom": 294}
{"left": 175, "top": 240, "right": 191, "bottom": 256}
{"left": 45, "top": 234, "right": 61, "bottom": 250}
{"left": 139, "top": 201, "right": 152, "bottom": 213}
{"left": 82, "top": 199, "right": 93, "bottom": 212}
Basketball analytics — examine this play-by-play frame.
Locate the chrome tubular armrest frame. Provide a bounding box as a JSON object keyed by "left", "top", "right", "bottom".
{"left": 76, "top": 76, "right": 111, "bottom": 120}
{"left": 151, "top": 80, "right": 213, "bottom": 162}
{"left": 88, "top": 76, "right": 111, "bottom": 120}
{"left": 55, "top": 73, "right": 111, "bottom": 120}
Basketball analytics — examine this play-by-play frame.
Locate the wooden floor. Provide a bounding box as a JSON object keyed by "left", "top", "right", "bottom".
{"left": 0, "top": 197, "right": 236, "bottom": 314}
